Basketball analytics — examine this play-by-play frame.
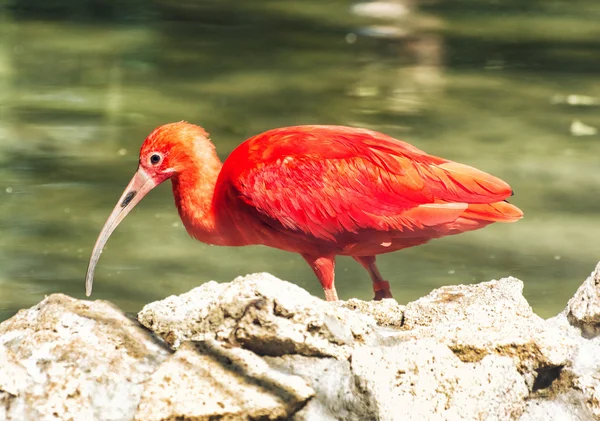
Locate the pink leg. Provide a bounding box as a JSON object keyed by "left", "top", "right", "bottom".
{"left": 353, "top": 256, "right": 393, "bottom": 301}
{"left": 302, "top": 254, "right": 338, "bottom": 301}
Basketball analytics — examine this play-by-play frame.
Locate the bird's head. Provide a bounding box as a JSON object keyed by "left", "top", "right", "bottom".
{"left": 84, "top": 121, "right": 210, "bottom": 297}
{"left": 138, "top": 121, "right": 211, "bottom": 184}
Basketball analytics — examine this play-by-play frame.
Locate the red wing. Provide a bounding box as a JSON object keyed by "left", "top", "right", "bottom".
{"left": 228, "top": 126, "right": 518, "bottom": 243}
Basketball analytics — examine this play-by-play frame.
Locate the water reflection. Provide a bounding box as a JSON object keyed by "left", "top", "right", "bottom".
{"left": 1, "top": 0, "right": 600, "bottom": 321}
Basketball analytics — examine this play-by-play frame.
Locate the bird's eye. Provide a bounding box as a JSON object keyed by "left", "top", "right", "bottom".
{"left": 150, "top": 153, "right": 162, "bottom": 165}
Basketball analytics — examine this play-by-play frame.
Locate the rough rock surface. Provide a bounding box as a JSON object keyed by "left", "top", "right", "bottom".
{"left": 4, "top": 264, "right": 600, "bottom": 420}
{"left": 351, "top": 339, "right": 528, "bottom": 420}
{"left": 138, "top": 273, "right": 380, "bottom": 359}
{"left": 565, "top": 262, "right": 600, "bottom": 338}
{"left": 563, "top": 336, "right": 600, "bottom": 419}
{"left": 520, "top": 393, "right": 596, "bottom": 421}
{"left": 536, "top": 263, "right": 600, "bottom": 420}
{"left": 135, "top": 340, "right": 314, "bottom": 421}
{"left": 399, "top": 277, "right": 579, "bottom": 387}
{"left": 336, "top": 298, "right": 404, "bottom": 327}
{"left": 0, "top": 294, "right": 169, "bottom": 421}
{"left": 264, "top": 355, "right": 375, "bottom": 421}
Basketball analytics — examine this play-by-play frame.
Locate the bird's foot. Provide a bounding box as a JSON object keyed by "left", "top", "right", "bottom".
{"left": 373, "top": 280, "right": 393, "bottom": 301}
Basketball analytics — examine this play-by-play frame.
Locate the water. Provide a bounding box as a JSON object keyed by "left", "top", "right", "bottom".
{"left": 1, "top": 0, "right": 599, "bottom": 321}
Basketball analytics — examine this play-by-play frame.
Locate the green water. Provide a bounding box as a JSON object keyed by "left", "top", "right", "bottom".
{"left": 1, "top": 0, "right": 599, "bottom": 320}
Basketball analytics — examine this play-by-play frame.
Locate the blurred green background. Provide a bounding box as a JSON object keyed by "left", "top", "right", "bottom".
{"left": 1, "top": 0, "right": 599, "bottom": 320}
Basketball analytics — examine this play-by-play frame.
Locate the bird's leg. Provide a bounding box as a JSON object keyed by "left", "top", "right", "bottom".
{"left": 302, "top": 254, "right": 338, "bottom": 301}
{"left": 353, "top": 256, "right": 393, "bottom": 301}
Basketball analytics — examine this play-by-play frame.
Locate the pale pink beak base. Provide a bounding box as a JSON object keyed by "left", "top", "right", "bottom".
{"left": 85, "top": 168, "right": 156, "bottom": 296}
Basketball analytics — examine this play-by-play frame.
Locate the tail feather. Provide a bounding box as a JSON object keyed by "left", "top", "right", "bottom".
{"left": 461, "top": 201, "right": 523, "bottom": 223}
{"left": 433, "top": 201, "right": 522, "bottom": 236}
{"left": 433, "top": 162, "right": 513, "bottom": 204}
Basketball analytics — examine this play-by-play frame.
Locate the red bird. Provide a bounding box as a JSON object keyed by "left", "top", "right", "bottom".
{"left": 86, "top": 122, "right": 522, "bottom": 301}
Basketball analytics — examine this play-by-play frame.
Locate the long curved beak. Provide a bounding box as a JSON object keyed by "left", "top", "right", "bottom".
{"left": 85, "top": 168, "right": 157, "bottom": 296}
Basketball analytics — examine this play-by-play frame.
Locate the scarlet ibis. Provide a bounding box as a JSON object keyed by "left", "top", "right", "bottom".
{"left": 85, "top": 122, "right": 522, "bottom": 301}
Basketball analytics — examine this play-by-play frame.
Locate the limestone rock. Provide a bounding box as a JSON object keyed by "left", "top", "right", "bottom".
{"left": 400, "top": 277, "right": 578, "bottom": 384}
{"left": 134, "top": 340, "right": 314, "bottom": 421}
{"left": 138, "top": 273, "right": 379, "bottom": 359}
{"left": 569, "top": 339, "right": 600, "bottom": 419}
{"left": 264, "top": 355, "right": 375, "bottom": 421}
{"left": 0, "top": 294, "right": 169, "bottom": 421}
{"left": 5, "top": 263, "right": 600, "bottom": 421}
{"left": 336, "top": 298, "right": 404, "bottom": 327}
{"left": 351, "top": 339, "right": 529, "bottom": 420}
{"left": 565, "top": 262, "right": 600, "bottom": 338}
{"left": 402, "top": 277, "right": 531, "bottom": 330}
{"left": 0, "top": 344, "right": 29, "bottom": 420}
{"left": 0, "top": 344, "right": 28, "bottom": 396}
{"left": 520, "top": 392, "right": 596, "bottom": 421}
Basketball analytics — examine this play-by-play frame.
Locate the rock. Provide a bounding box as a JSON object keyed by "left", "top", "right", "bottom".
{"left": 565, "top": 262, "right": 600, "bottom": 338}
{"left": 6, "top": 263, "right": 600, "bottom": 420}
{"left": 134, "top": 340, "right": 314, "bottom": 421}
{"left": 264, "top": 355, "right": 375, "bottom": 421}
{"left": 520, "top": 392, "right": 596, "bottom": 421}
{"left": 402, "top": 277, "right": 531, "bottom": 331}
{"left": 267, "top": 340, "right": 529, "bottom": 421}
{"left": 569, "top": 339, "right": 600, "bottom": 419}
{"left": 351, "top": 339, "right": 529, "bottom": 420}
{"left": 0, "top": 344, "right": 29, "bottom": 420}
{"left": 543, "top": 265, "right": 600, "bottom": 419}
{"left": 399, "top": 277, "right": 578, "bottom": 386}
{"left": 0, "top": 294, "right": 169, "bottom": 421}
{"left": 138, "top": 272, "right": 380, "bottom": 359}
{"left": 0, "top": 344, "right": 28, "bottom": 396}
{"left": 335, "top": 298, "right": 404, "bottom": 327}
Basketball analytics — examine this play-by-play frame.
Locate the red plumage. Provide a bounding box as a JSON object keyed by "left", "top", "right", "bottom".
{"left": 213, "top": 125, "right": 520, "bottom": 253}
{"left": 86, "top": 122, "right": 522, "bottom": 301}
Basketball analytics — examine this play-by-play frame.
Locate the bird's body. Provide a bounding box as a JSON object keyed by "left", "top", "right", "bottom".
{"left": 86, "top": 122, "right": 522, "bottom": 301}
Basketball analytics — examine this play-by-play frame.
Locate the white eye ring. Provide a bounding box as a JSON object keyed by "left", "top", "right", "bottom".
{"left": 149, "top": 153, "right": 162, "bottom": 165}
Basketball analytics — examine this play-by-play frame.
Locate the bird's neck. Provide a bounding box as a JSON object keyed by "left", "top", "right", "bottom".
{"left": 171, "top": 154, "right": 228, "bottom": 246}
